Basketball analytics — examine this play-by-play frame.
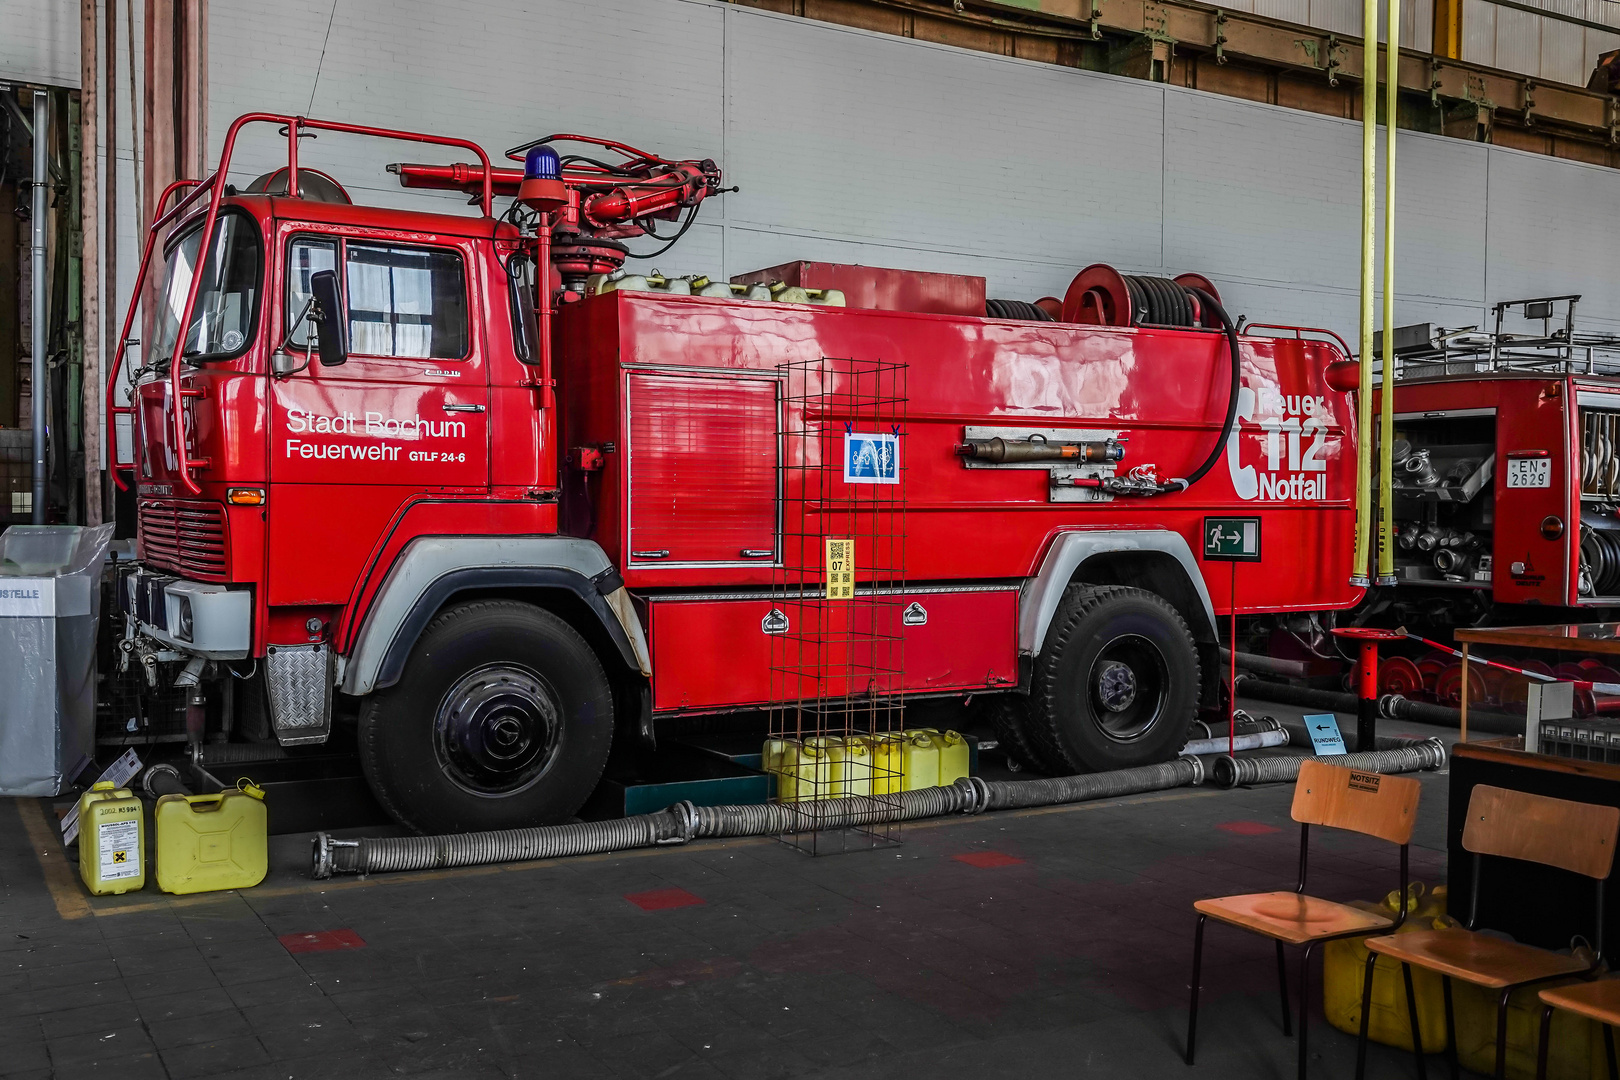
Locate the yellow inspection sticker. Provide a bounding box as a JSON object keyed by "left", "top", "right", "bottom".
{"left": 825, "top": 538, "right": 855, "bottom": 600}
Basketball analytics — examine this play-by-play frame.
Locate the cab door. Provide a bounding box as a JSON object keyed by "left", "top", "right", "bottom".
{"left": 266, "top": 226, "right": 490, "bottom": 606}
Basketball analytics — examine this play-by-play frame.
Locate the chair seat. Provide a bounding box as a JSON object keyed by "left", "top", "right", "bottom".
{"left": 1365, "top": 928, "right": 1588, "bottom": 989}
{"left": 1540, "top": 978, "right": 1620, "bottom": 1025}
{"left": 1194, "top": 891, "right": 1395, "bottom": 945}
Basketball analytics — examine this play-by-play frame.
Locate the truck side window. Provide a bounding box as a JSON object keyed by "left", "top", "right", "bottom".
{"left": 508, "top": 254, "right": 538, "bottom": 363}
{"left": 286, "top": 237, "right": 337, "bottom": 349}
{"left": 345, "top": 243, "right": 468, "bottom": 359}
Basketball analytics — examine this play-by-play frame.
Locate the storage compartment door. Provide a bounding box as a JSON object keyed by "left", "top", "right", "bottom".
{"left": 627, "top": 373, "right": 778, "bottom": 566}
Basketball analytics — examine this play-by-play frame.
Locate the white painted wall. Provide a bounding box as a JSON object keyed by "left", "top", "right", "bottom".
{"left": 200, "top": 0, "right": 1620, "bottom": 350}
{"left": 1, "top": 1, "right": 80, "bottom": 88}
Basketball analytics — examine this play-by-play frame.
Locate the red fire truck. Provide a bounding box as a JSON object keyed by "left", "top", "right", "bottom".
{"left": 109, "top": 114, "right": 1361, "bottom": 833}
{"left": 1350, "top": 300, "right": 1620, "bottom": 708}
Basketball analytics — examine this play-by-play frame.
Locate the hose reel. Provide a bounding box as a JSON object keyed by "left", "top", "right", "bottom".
{"left": 1061, "top": 264, "right": 1224, "bottom": 328}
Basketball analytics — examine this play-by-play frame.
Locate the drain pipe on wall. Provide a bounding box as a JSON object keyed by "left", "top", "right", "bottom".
{"left": 30, "top": 92, "right": 49, "bottom": 524}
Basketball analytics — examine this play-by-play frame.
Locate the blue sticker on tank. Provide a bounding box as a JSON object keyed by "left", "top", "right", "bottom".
{"left": 844, "top": 432, "right": 899, "bottom": 485}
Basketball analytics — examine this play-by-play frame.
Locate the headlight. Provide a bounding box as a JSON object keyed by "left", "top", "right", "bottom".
{"left": 176, "top": 596, "right": 194, "bottom": 642}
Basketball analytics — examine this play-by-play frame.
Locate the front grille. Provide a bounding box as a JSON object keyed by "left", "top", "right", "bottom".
{"left": 138, "top": 499, "right": 229, "bottom": 580}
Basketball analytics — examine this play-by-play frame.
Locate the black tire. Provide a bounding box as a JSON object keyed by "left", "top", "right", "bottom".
{"left": 974, "top": 694, "right": 1064, "bottom": 774}
{"left": 1027, "top": 585, "right": 1200, "bottom": 772}
{"left": 358, "top": 600, "right": 615, "bottom": 834}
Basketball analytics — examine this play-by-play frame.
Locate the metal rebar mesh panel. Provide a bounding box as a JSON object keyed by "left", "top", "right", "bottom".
{"left": 768, "top": 356, "right": 908, "bottom": 855}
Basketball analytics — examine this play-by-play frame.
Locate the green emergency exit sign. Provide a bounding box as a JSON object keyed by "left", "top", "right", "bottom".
{"left": 1203, "top": 516, "right": 1261, "bottom": 561}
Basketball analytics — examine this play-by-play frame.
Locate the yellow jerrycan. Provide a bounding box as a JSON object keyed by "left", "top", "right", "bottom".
{"left": 833, "top": 737, "right": 873, "bottom": 797}
{"left": 866, "top": 734, "right": 905, "bottom": 795}
{"left": 900, "top": 731, "right": 940, "bottom": 790}
{"left": 763, "top": 737, "right": 794, "bottom": 787}
{"left": 935, "top": 730, "right": 970, "bottom": 785}
{"left": 154, "top": 781, "right": 268, "bottom": 894}
{"left": 78, "top": 781, "right": 146, "bottom": 895}
{"left": 797, "top": 737, "right": 841, "bottom": 800}
{"left": 770, "top": 738, "right": 809, "bottom": 801}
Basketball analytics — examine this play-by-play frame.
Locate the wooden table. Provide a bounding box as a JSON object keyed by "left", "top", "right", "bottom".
{"left": 1452, "top": 622, "right": 1620, "bottom": 741}
{"left": 1447, "top": 738, "right": 1620, "bottom": 948}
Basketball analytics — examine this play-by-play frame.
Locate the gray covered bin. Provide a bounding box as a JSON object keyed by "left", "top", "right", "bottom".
{"left": 0, "top": 523, "right": 115, "bottom": 795}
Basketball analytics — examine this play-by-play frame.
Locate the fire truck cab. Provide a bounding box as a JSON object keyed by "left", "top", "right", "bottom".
{"left": 112, "top": 115, "right": 1362, "bottom": 833}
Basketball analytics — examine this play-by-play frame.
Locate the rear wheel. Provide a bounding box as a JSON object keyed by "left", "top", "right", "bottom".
{"left": 358, "top": 600, "right": 615, "bottom": 833}
{"left": 1027, "top": 585, "right": 1199, "bottom": 772}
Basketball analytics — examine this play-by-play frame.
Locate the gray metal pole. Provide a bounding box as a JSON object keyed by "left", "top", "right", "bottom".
{"left": 30, "top": 93, "right": 49, "bottom": 524}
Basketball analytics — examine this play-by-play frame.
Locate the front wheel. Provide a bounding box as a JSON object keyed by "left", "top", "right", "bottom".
{"left": 358, "top": 600, "right": 615, "bottom": 833}
{"left": 1027, "top": 585, "right": 1200, "bottom": 772}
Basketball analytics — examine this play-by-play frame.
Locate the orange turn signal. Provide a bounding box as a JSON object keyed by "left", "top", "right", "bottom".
{"left": 227, "top": 487, "right": 266, "bottom": 506}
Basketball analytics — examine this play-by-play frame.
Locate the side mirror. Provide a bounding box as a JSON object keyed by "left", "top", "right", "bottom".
{"left": 310, "top": 269, "right": 348, "bottom": 367}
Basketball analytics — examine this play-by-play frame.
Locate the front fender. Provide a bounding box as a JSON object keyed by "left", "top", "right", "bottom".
{"left": 1019, "top": 529, "right": 1218, "bottom": 657}
{"left": 341, "top": 536, "right": 650, "bottom": 696}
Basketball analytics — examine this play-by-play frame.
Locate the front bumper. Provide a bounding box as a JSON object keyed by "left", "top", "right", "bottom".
{"left": 120, "top": 565, "right": 251, "bottom": 659}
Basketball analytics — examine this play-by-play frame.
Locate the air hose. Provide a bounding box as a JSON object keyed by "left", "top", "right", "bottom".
{"left": 1211, "top": 737, "right": 1447, "bottom": 788}
{"left": 1234, "top": 673, "right": 1525, "bottom": 735}
{"left": 311, "top": 758, "right": 1206, "bottom": 878}
{"left": 986, "top": 298, "right": 1054, "bottom": 321}
{"left": 309, "top": 731, "right": 1451, "bottom": 879}
{"left": 1174, "top": 287, "right": 1243, "bottom": 491}
{"left": 1076, "top": 284, "right": 1241, "bottom": 497}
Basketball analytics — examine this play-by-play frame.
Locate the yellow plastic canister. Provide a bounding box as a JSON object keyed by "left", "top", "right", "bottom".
{"left": 1323, "top": 884, "right": 1451, "bottom": 1052}
{"left": 154, "top": 781, "right": 268, "bottom": 895}
{"left": 1452, "top": 975, "right": 1609, "bottom": 1080}
{"left": 833, "top": 737, "right": 873, "bottom": 797}
{"left": 77, "top": 781, "right": 146, "bottom": 895}
{"left": 935, "top": 730, "right": 970, "bottom": 786}
{"left": 900, "top": 731, "right": 940, "bottom": 791}
{"left": 768, "top": 738, "right": 808, "bottom": 801}
{"left": 797, "top": 737, "right": 841, "bottom": 800}
{"left": 867, "top": 734, "right": 905, "bottom": 795}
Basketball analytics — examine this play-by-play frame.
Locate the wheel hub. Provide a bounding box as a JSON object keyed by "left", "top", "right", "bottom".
{"left": 1096, "top": 660, "right": 1138, "bottom": 712}
{"left": 434, "top": 665, "right": 561, "bottom": 795}
{"left": 1086, "top": 634, "right": 1168, "bottom": 743}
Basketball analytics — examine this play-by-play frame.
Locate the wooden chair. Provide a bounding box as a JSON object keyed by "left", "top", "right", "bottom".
{"left": 1356, "top": 785, "right": 1620, "bottom": 1080}
{"left": 1537, "top": 978, "right": 1620, "bottom": 1080}
{"left": 1186, "top": 759, "right": 1423, "bottom": 1080}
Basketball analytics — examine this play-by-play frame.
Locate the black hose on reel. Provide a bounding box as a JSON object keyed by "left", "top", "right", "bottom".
{"left": 986, "top": 298, "right": 1054, "bottom": 321}
{"left": 1123, "top": 274, "right": 1198, "bottom": 328}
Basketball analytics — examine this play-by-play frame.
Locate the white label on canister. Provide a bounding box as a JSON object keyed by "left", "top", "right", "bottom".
{"left": 98, "top": 820, "right": 140, "bottom": 881}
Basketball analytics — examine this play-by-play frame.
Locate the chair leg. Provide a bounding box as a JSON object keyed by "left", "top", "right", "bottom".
{"left": 1442, "top": 976, "right": 1459, "bottom": 1080}
{"left": 1298, "top": 941, "right": 1318, "bottom": 1080}
{"left": 1605, "top": 1023, "right": 1618, "bottom": 1080}
{"left": 1535, "top": 1004, "right": 1553, "bottom": 1080}
{"left": 1401, "top": 962, "right": 1428, "bottom": 1080}
{"left": 1277, "top": 940, "right": 1293, "bottom": 1037}
{"left": 1494, "top": 987, "right": 1513, "bottom": 1080}
{"left": 1355, "top": 951, "right": 1378, "bottom": 1080}
{"left": 1186, "top": 914, "right": 1207, "bottom": 1066}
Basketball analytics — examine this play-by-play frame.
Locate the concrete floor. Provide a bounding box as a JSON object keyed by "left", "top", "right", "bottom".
{"left": 0, "top": 706, "right": 1464, "bottom": 1080}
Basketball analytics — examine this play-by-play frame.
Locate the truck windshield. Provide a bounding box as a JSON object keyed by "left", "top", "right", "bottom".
{"left": 151, "top": 214, "right": 262, "bottom": 366}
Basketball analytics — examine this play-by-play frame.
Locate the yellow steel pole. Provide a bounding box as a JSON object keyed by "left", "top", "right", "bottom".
{"left": 1378, "top": 0, "right": 1399, "bottom": 585}
{"left": 1353, "top": 0, "right": 1377, "bottom": 587}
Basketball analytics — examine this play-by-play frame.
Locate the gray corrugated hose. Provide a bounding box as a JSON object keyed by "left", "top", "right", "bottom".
{"left": 310, "top": 757, "right": 1206, "bottom": 878}
{"left": 1210, "top": 737, "right": 1447, "bottom": 788}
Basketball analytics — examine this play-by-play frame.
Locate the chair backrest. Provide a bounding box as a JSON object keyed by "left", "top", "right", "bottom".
{"left": 1290, "top": 759, "right": 1422, "bottom": 846}
{"left": 1462, "top": 785, "right": 1620, "bottom": 880}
